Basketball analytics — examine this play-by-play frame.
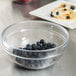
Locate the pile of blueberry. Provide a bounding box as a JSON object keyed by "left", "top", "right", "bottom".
{"left": 13, "top": 39, "right": 56, "bottom": 58}
{"left": 24, "top": 39, "right": 56, "bottom": 50}
{"left": 16, "top": 58, "right": 46, "bottom": 69}
{"left": 13, "top": 39, "right": 57, "bottom": 69}
{"left": 15, "top": 57, "right": 57, "bottom": 69}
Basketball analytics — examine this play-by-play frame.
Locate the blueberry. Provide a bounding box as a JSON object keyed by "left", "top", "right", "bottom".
{"left": 42, "top": 52, "right": 47, "bottom": 57}
{"left": 66, "top": 16, "right": 70, "bottom": 19}
{"left": 42, "top": 42, "right": 46, "bottom": 47}
{"left": 70, "top": 6, "right": 75, "bottom": 10}
{"left": 16, "top": 58, "right": 20, "bottom": 63}
{"left": 34, "top": 61, "right": 38, "bottom": 67}
{"left": 51, "top": 43, "right": 56, "bottom": 48}
{"left": 22, "top": 51, "right": 26, "bottom": 57}
{"left": 26, "top": 44, "right": 32, "bottom": 50}
{"left": 37, "top": 45, "right": 42, "bottom": 50}
{"left": 27, "top": 52, "right": 33, "bottom": 57}
{"left": 40, "top": 42, "right": 46, "bottom": 49}
{"left": 64, "top": 9, "right": 67, "bottom": 11}
{"left": 32, "top": 44, "right": 37, "bottom": 50}
{"left": 13, "top": 49, "right": 18, "bottom": 55}
{"left": 56, "top": 11, "right": 59, "bottom": 15}
{"left": 17, "top": 50, "right": 22, "bottom": 56}
{"left": 26, "top": 44, "right": 30, "bottom": 47}
{"left": 28, "top": 46, "right": 32, "bottom": 50}
{"left": 13, "top": 49, "right": 22, "bottom": 56}
{"left": 36, "top": 42, "right": 41, "bottom": 46}
{"left": 40, "top": 39, "right": 45, "bottom": 44}
{"left": 50, "top": 12, "right": 54, "bottom": 17}
{"left": 47, "top": 43, "right": 52, "bottom": 49}
{"left": 44, "top": 44, "right": 48, "bottom": 49}
{"left": 33, "top": 52, "right": 38, "bottom": 57}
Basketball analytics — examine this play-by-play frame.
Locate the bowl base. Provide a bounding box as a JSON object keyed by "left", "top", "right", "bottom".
{"left": 14, "top": 62, "right": 56, "bottom": 70}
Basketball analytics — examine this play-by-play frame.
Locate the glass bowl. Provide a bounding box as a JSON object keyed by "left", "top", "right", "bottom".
{"left": 1, "top": 20, "right": 69, "bottom": 69}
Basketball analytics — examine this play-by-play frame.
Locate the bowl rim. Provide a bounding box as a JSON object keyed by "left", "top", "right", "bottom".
{"left": 1, "top": 20, "right": 69, "bottom": 53}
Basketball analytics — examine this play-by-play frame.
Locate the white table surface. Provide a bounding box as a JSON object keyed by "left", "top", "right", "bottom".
{"left": 0, "top": 0, "right": 76, "bottom": 76}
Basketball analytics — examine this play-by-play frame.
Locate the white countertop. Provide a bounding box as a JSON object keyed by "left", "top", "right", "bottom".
{"left": 0, "top": 0, "right": 76, "bottom": 76}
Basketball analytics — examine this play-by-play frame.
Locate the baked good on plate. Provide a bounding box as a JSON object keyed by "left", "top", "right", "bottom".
{"left": 50, "top": 3, "right": 76, "bottom": 20}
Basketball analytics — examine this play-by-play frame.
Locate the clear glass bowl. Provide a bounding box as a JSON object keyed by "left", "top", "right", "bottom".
{"left": 1, "top": 21, "right": 69, "bottom": 69}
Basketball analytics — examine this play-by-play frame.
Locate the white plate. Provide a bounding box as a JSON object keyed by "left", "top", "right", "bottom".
{"left": 29, "top": 1, "right": 76, "bottom": 29}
